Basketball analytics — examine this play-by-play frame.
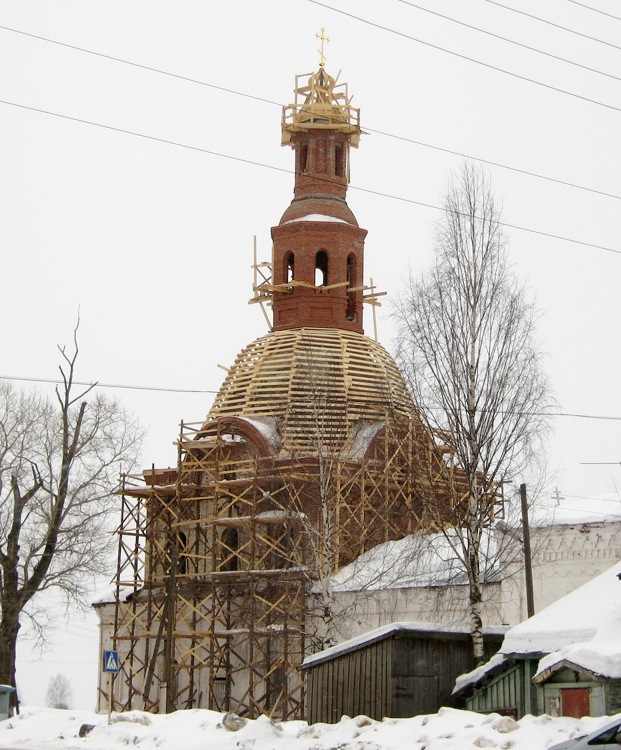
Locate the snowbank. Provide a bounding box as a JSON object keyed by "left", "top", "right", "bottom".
{"left": 1, "top": 706, "right": 619, "bottom": 750}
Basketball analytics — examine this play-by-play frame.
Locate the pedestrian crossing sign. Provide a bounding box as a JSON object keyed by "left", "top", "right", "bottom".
{"left": 103, "top": 650, "right": 120, "bottom": 673}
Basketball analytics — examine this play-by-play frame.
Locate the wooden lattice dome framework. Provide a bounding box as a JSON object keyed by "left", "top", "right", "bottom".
{"left": 208, "top": 327, "right": 416, "bottom": 456}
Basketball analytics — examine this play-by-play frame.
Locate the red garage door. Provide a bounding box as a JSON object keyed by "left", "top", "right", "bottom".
{"left": 561, "top": 688, "right": 590, "bottom": 718}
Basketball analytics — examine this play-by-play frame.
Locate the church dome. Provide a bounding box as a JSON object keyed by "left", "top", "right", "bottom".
{"left": 278, "top": 194, "right": 359, "bottom": 226}
{"left": 206, "top": 327, "right": 415, "bottom": 457}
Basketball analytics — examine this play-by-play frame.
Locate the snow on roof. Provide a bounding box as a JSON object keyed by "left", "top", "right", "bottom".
{"left": 283, "top": 213, "right": 349, "bottom": 224}
{"left": 237, "top": 416, "right": 280, "bottom": 447}
{"left": 91, "top": 586, "right": 136, "bottom": 606}
{"left": 301, "top": 621, "right": 507, "bottom": 668}
{"left": 535, "top": 641, "right": 621, "bottom": 681}
{"left": 91, "top": 586, "right": 117, "bottom": 606}
{"left": 331, "top": 529, "right": 501, "bottom": 592}
{"left": 501, "top": 560, "right": 621, "bottom": 656}
{"left": 455, "top": 561, "right": 621, "bottom": 694}
{"left": 453, "top": 653, "right": 506, "bottom": 695}
{"left": 530, "top": 493, "right": 621, "bottom": 527}
{"left": 254, "top": 509, "right": 307, "bottom": 520}
{"left": 346, "top": 419, "right": 383, "bottom": 462}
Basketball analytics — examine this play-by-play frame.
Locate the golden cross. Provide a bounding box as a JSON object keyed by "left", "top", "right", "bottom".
{"left": 316, "top": 27, "right": 330, "bottom": 68}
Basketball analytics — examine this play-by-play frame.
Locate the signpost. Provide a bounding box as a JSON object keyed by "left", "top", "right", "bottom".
{"left": 103, "top": 650, "right": 119, "bottom": 723}
{"left": 103, "top": 650, "right": 120, "bottom": 673}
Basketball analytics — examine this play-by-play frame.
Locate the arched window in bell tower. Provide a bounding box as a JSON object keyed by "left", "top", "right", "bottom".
{"left": 299, "top": 144, "right": 308, "bottom": 173}
{"left": 335, "top": 144, "right": 344, "bottom": 177}
{"left": 346, "top": 254, "right": 356, "bottom": 320}
{"left": 315, "top": 250, "right": 328, "bottom": 286}
{"left": 284, "top": 251, "right": 295, "bottom": 283}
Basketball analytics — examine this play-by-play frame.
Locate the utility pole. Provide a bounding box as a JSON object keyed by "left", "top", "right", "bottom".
{"left": 520, "top": 483, "right": 535, "bottom": 618}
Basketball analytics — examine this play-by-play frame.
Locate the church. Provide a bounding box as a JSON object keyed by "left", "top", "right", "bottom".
{"left": 95, "top": 53, "right": 489, "bottom": 720}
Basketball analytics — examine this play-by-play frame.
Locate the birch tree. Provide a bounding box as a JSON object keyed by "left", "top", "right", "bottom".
{"left": 394, "top": 163, "right": 551, "bottom": 664}
{"left": 0, "top": 329, "right": 142, "bottom": 708}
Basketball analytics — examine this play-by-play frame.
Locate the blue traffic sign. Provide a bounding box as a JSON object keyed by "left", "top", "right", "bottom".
{"left": 103, "top": 650, "right": 120, "bottom": 673}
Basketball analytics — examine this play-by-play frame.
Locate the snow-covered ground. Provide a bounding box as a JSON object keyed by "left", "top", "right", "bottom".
{"left": 1, "top": 707, "right": 619, "bottom": 750}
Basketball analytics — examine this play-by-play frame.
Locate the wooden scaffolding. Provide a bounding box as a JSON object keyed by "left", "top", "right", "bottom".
{"left": 108, "top": 398, "right": 502, "bottom": 719}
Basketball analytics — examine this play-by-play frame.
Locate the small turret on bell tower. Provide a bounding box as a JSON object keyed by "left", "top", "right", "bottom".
{"left": 270, "top": 34, "right": 368, "bottom": 334}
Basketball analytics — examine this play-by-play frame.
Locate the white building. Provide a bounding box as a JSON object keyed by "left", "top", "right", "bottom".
{"left": 325, "top": 495, "right": 621, "bottom": 643}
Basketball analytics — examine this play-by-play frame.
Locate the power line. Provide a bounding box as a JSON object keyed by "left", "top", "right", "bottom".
{"left": 0, "top": 23, "right": 281, "bottom": 108}
{"left": 395, "top": 0, "right": 621, "bottom": 82}
{"left": 1, "top": 23, "right": 618, "bottom": 201}
{"left": 562, "top": 492, "right": 621, "bottom": 501}
{"left": 545, "top": 504, "right": 621, "bottom": 518}
{"left": 362, "top": 126, "right": 621, "bottom": 201}
{"left": 2, "top": 375, "right": 620, "bottom": 422}
{"left": 550, "top": 412, "right": 621, "bottom": 421}
{"left": 308, "top": 0, "right": 621, "bottom": 114}
{"left": 486, "top": 0, "right": 621, "bottom": 50}
{"left": 564, "top": 0, "right": 621, "bottom": 22}
{"left": 0, "top": 374, "right": 217, "bottom": 394}
{"left": 2, "top": 97, "right": 620, "bottom": 256}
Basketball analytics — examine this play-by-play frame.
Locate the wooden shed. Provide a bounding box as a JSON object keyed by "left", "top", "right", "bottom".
{"left": 534, "top": 659, "right": 621, "bottom": 718}
{"left": 300, "top": 622, "right": 505, "bottom": 723}
{"left": 459, "top": 654, "right": 621, "bottom": 719}
{"left": 457, "top": 655, "right": 539, "bottom": 718}
{"left": 457, "top": 562, "right": 621, "bottom": 720}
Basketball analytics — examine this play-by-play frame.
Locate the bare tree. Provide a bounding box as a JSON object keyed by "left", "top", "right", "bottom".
{"left": 46, "top": 673, "right": 72, "bottom": 710}
{"left": 0, "top": 327, "right": 143, "bottom": 708}
{"left": 394, "top": 163, "right": 552, "bottom": 664}
{"left": 281, "top": 346, "right": 432, "bottom": 651}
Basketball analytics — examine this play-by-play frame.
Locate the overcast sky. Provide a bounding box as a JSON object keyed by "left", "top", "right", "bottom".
{"left": 2, "top": 0, "right": 620, "bottom": 708}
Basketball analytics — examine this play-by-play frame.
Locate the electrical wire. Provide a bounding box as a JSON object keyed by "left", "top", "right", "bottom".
{"left": 564, "top": 0, "right": 621, "bottom": 22}
{"left": 1, "top": 23, "right": 619, "bottom": 201}
{"left": 0, "top": 24, "right": 281, "bottom": 108}
{"left": 545, "top": 504, "right": 621, "bottom": 517}
{"left": 395, "top": 0, "right": 621, "bottom": 82}
{"left": 361, "top": 126, "right": 621, "bottom": 201}
{"left": 2, "top": 96, "right": 619, "bottom": 256}
{"left": 486, "top": 0, "right": 621, "bottom": 50}
{"left": 562, "top": 492, "right": 621, "bottom": 501}
{"left": 2, "top": 97, "right": 620, "bottom": 256}
{"left": 308, "top": 0, "right": 621, "bottom": 113}
{"left": 0, "top": 374, "right": 217, "bottom": 394}
{"left": 2, "top": 375, "right": 620, "bottom": 422}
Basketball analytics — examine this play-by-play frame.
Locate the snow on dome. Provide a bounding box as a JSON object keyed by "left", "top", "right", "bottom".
{"left": 238, "top": 416, "right": 280, "bottom": 447}
{"left": 284, "top": 213, "right": 349, "bottom": 224}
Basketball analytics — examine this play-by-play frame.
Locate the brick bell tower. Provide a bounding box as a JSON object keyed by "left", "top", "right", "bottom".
{"left": 270, "top": 51, "right": 367, "bottom": 333}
